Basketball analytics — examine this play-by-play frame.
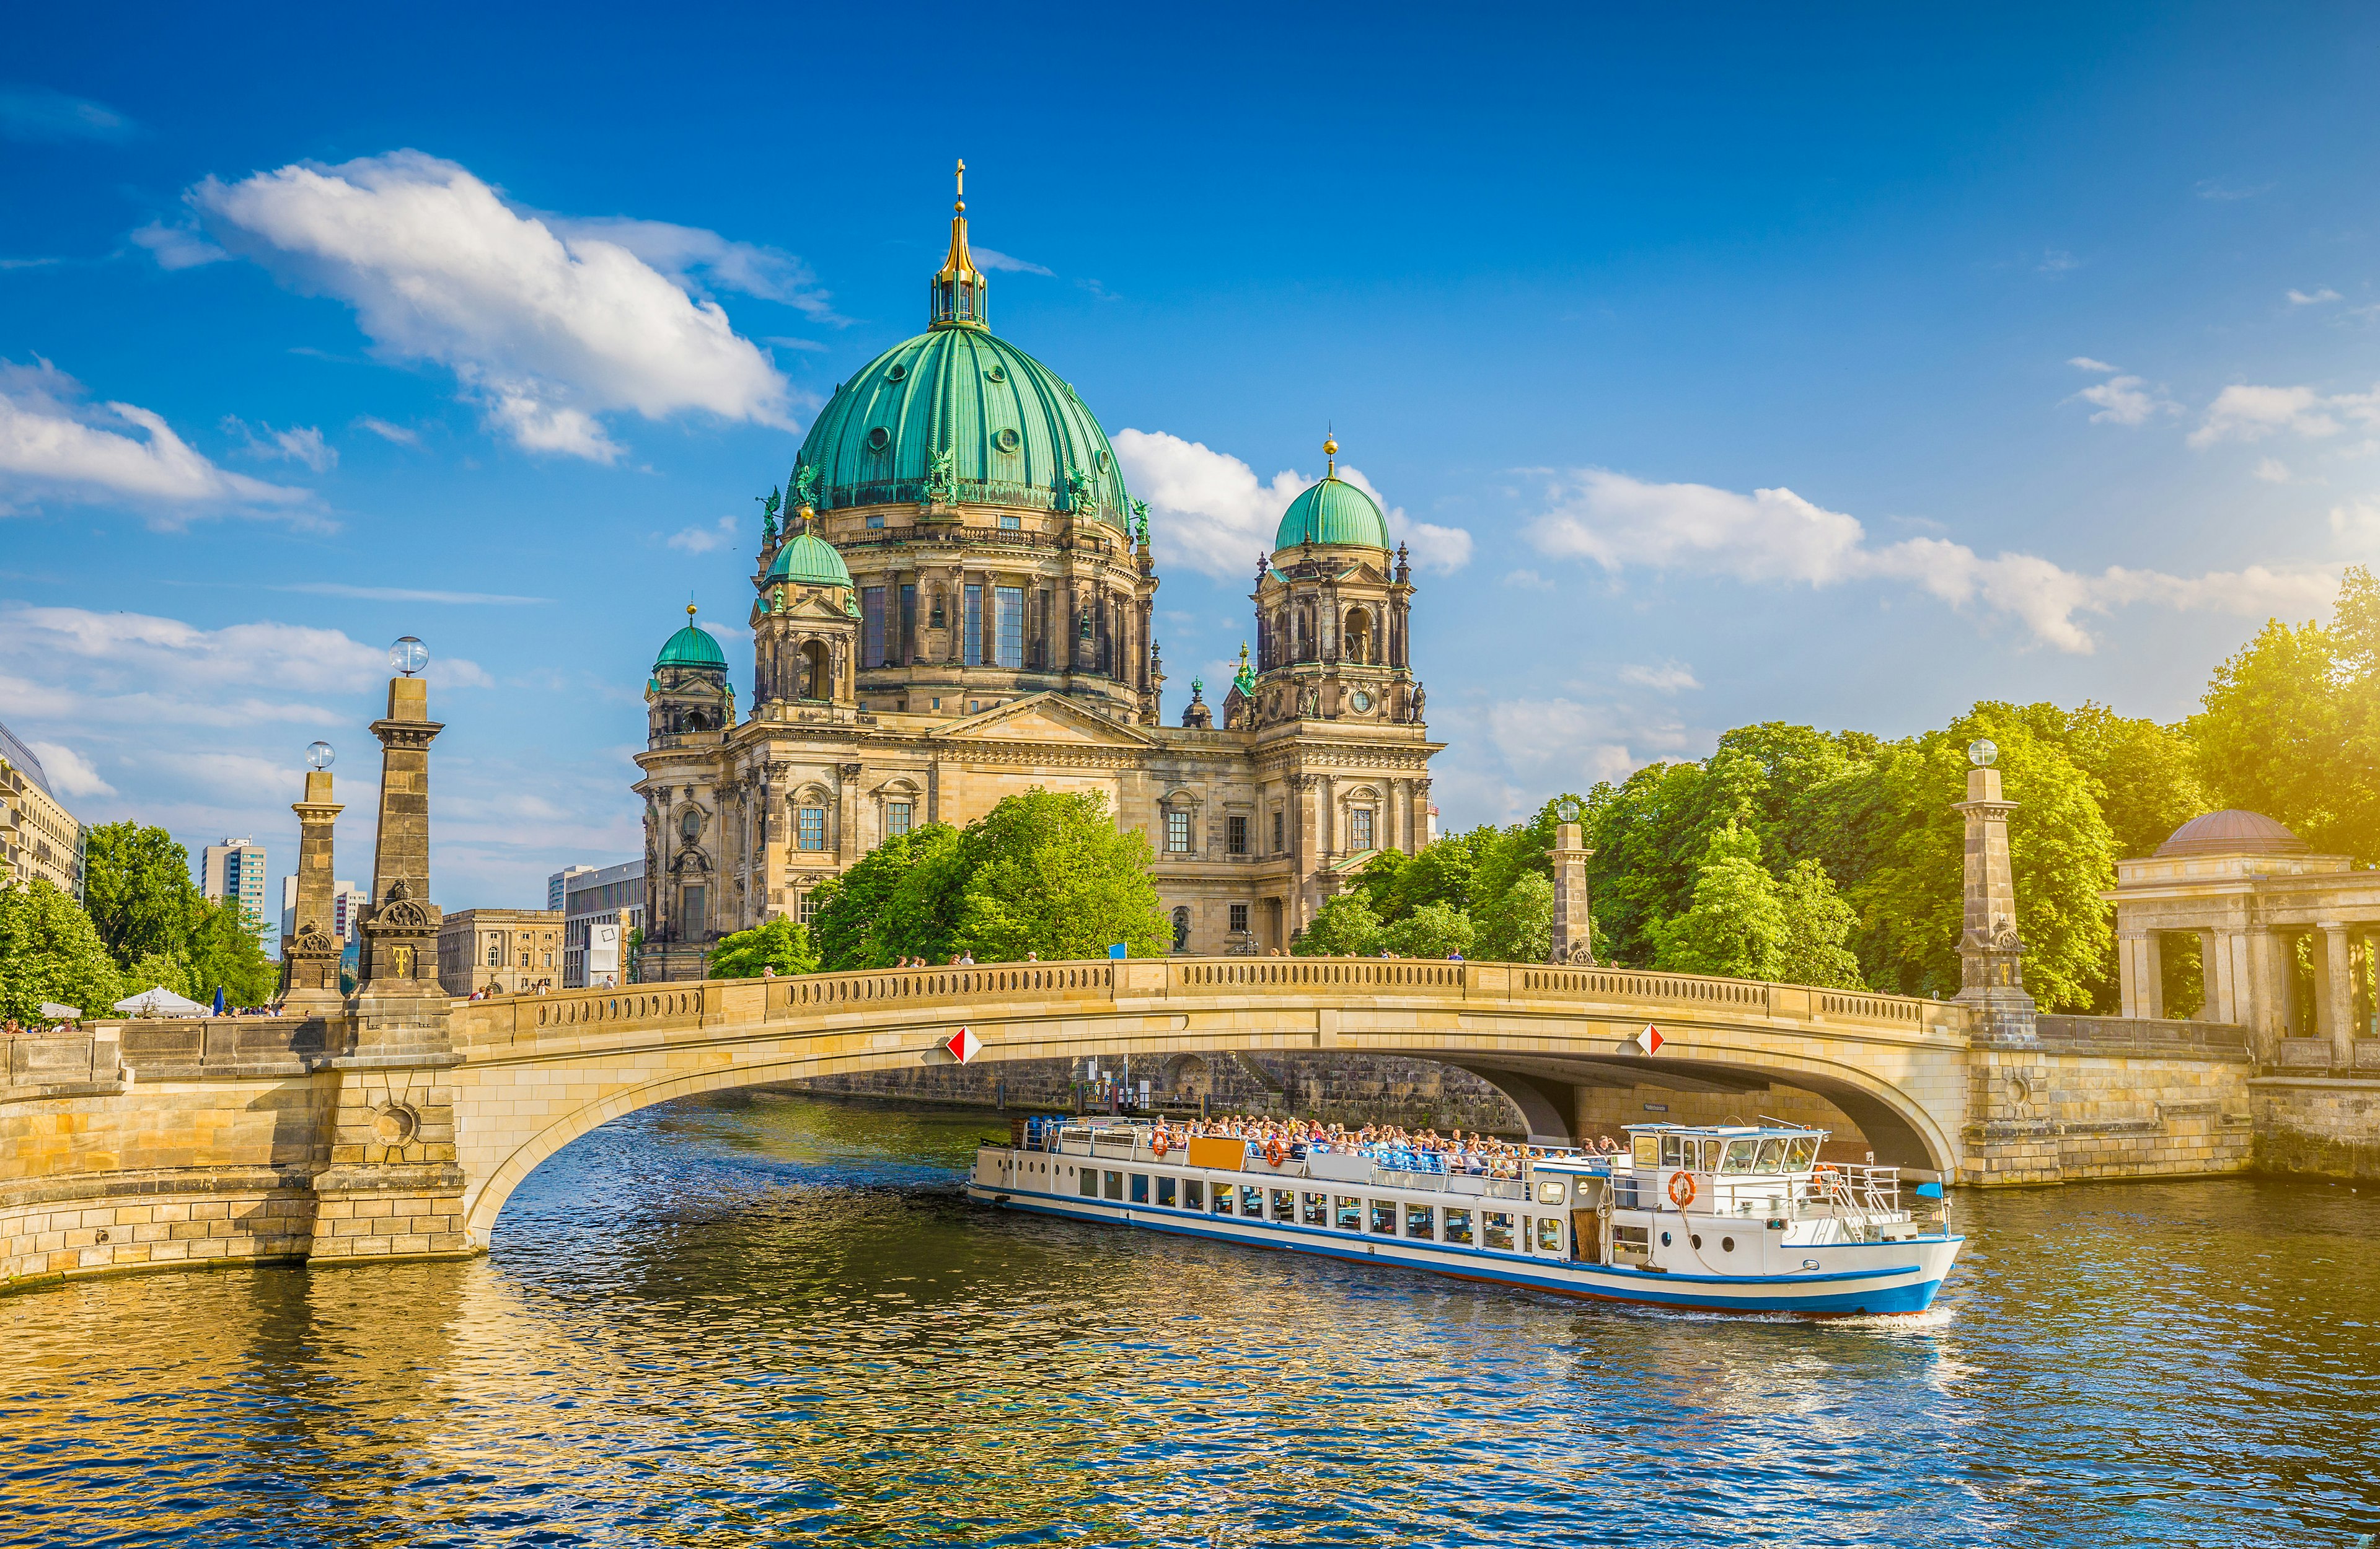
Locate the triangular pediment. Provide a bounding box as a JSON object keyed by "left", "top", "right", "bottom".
{"left": 932, "top": 692, "right": 1158, "bottom": 748}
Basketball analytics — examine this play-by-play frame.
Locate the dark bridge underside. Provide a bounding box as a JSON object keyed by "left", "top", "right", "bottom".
{"left": 1440, "top": 1054, "right": 1942, "bottom": 1173}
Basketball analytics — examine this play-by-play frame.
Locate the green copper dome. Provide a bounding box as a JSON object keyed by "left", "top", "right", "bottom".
{"left": 791, "top": 327, "right": 1133, "bottom": 527}
{"left": 654, "top": 608, "right": 727, "bottom": 672}
{"left": 764, "top": 529, "right": 853, "bottom": 589}
{"left": 1274, "top": 475, "right": 1390, "bottom": 551}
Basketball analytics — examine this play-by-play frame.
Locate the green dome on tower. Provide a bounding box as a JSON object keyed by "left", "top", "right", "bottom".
{"left": 764, "top": 527, "right": 854, "bottom": 588}
{"left": 788, "top": 170, "right": 1133, "bottom": 529}
{"left": 654, "top": 605, "right": 727, "bottom": 671}
{"left": 1273, "top": 437, "right": 1390, "bottom": 550}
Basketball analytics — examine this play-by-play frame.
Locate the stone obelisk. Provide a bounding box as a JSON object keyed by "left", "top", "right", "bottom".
{"left": 278, "top": 760, "right": 345, "bottom": 1014}
{"left": 1549, "top": 813, "right": 1596, "bottom": 966}
{"left": 346, "top": 668, "right": 448, "bottom": 1058}
{"left": 1952, "top": 741, "right": 2037, "bottom": 1047}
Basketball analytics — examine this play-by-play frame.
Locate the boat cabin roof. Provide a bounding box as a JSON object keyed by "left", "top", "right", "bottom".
{"left": 1621, "top": 1123, "right": 1823, "bottom": 1140}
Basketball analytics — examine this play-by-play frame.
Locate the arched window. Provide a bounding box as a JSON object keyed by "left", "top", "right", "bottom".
{"left": 1171, "top": 906, "right": 1191, "bottom": 953}
{"left": 1344, "top": 607, "right": 1372, "bottom": 664}
{"left": 801, "top": 640, "right": 830, "bottom": 700}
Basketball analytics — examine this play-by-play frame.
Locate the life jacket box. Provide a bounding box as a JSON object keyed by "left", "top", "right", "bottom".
{"left": 1186, "top": 1136, "right": 1246, "bottom": 1172}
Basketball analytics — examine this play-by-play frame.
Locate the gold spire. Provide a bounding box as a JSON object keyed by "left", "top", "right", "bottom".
{"left": 932, "top": 158, "right": 987, "bottom": 328}
{"left": 1323, "top": 432, "right": 1339, "bottom": 478}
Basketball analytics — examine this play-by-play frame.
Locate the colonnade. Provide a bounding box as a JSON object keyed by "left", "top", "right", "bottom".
{"left": 2119, "top": 923, "right": 2374, "bottom": 1064}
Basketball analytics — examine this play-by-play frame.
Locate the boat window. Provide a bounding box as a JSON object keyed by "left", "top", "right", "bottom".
{"left": 1302, "top": 1191, "right": 1328, "bottom": 1226}
{"left": 1157, "top": 1177, "right": 1177, "bottom": 1208}
{"left": 1334, "top": 1196, "right": 1362, "bottom": 1231}
{"left": 1130, "top": 1174, "right": 1149, "bottom": 1204}
{"left": 1103, "top": 1170, "right": 1124, "bottom": 1201}
{"left": 1080, "top": 1169, "right": 1098, "bottom": 1198}
{"left": 1536, "top": 1180, "right": 1567, "bottom": 1205}
{"left": 1535, "top": 1217, "right": 1564, "bottom": 1254}
{"left": 1442, "top": 1208, "right": 1474, "bottom": 1246}
{"left": 1702, "top": 1139, "right": 1727, "bottom": 1170}
{"left": 1270, "top": 1189, "right": 1295, "bottom": 1222}
{"left": 1369, "top": 1200, "right": 1396, "bottom": 1235}
{"left": 1211, "top": 1182, "right": 1233, "bottom": 1215}
{"left": 1404, "top": 1203, "right": 1435, "bottom": 1240}
{"left": 1755, "top": 1138, "right": 1788, "bottom": 1171}
{"left": 1660, "top": 1134, "right": 1685, "bottom": 1167}
{"left": 1240, "top": 1185, "right": 1264, "bottom": 1218}
{"left": 1722, "top": 1140, "right": 1758, "bottom": 1174}
{"left": 1632, "top": 1134, "right": 1660, "bottom": 1169}
{"left": 1784, "top": 1137, "right": 1820, "bottom": 1170}
{"left": 1483, "top": 1211, "right": 1515, "bottom": 1251}
{"left": 1183, "top": 1178, "right": 1203, "bottom": 1210}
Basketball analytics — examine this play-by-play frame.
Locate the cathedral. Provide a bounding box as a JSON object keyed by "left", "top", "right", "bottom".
{"left": 633, "top": 174, "right": 1440, "bottom": 979}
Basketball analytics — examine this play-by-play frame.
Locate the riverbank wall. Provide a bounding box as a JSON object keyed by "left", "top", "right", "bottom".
{"left": 2247, "top": 1077, "right": 2380, "bottom": 1180}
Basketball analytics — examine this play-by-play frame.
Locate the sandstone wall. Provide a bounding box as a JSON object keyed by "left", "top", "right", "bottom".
{"left": 2248, "top": 1077, "right": 2380, "bottom": 1179}
{"left": 1959, "top": 1017, "right": 2255, "bottom": 1185}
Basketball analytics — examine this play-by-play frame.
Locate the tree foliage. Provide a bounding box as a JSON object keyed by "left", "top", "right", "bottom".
{"left": 0, "top": 879, "right": 124, "bottom": 1022}
{"left": 75, "top": 822, "right": 278, "bottom": 1007}
{"left": 708, "top": 916, "right": 819, "bottom": 978}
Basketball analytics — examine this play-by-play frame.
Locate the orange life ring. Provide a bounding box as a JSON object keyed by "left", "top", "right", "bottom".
{"left": 1151, "top": 1134, "right": 1170, "bottom": 1158}
{"left": 1667, "top": 1170, "right": 1698, "bottom": 1209}
{"left": 1264, "top": 1139, "right": 1287, "bottom": 1167}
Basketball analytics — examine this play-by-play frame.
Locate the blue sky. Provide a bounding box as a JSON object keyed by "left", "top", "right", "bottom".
{"left": 4, "top": 2, "right": 2376, "bottom": 910}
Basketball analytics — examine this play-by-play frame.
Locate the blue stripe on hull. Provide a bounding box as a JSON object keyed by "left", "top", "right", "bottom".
{"left": 971, "top": 1187, "right": 1947, "bottom": 1317}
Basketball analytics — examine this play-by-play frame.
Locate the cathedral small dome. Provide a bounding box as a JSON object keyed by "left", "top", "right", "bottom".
{"left": 764, "top": 529, "right": 854, "bottom": 589}
{"left": 2154, "top": 809, "right": 2308, "bottom": 858}
{"left": 1274, "top": 474, "right": 1390, "bottom": 551}
{"left": 654, "top": 605, "right": 727, "bottom": 672}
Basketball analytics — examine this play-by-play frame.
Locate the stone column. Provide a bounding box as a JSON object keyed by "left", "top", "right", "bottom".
{"left": 2319, "top": 923, "right": 2355, "bottom": 1068}
{"left": 1549, "top": 820, "right": 1595, "bottom": 965}
{"left": 2117, "top": 930, "right": 2145, "bottom": 1018}
{"left": 349, "top": 673, "right": 448, "bottom": 1057}
{"left": 2199, "top": 929, "right": 2231, "bottom": 1023}
{"left": 279, "top": 768, "right": 345, "bottom": 1014}
{"left": 1951, "top": 760, "right": 2037, "bottom": 1045}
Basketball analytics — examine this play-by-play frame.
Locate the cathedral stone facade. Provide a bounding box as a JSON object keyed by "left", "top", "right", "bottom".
{"left": 633, "top": 177, "right": 1439, "bottom": 980}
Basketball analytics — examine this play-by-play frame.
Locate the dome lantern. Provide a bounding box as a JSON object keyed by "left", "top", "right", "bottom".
{"left": 1272, "top": 436, "right": 1391, "bottom": 551}
{"left": 930, "top": 158, "right": 987, "bottom": 330}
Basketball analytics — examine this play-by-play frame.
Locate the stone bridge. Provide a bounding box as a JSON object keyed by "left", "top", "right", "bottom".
{"left": 3, "top": 956, "right": 2259, "bottom": 1290}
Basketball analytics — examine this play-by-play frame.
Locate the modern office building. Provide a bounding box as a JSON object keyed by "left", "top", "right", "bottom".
{"left": 548, "top": 864, "right": 596, "bottom": 913}
{"left": 562, "top": 859, "right": 644, "bottom": 987}
{"left": 281, "top": 874, "right": 370, "bottom": 943}
{"left": 437, "top": 908, "right": 565, "bottom": 996}
{"left": 203, "top": 837, "right": 273, "bottom": 953}
{"left": 0, "top": 720, "right": 83, "bottom": 897}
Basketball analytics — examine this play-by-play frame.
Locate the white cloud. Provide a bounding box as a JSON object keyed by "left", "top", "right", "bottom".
{"left": 2069, "top": 374, "right": 2180, "bottom": 426}
{"left": 2287, "top": 287, "right": 2342, "bottom": 306}
{"left": 972, "top": 247, "right": 1052, "bottom": 276}
{"left": 667, "top": 515, "right": 740, "bottom": 554}
{"left": 2068, "top": 356, "right": 2119, "bottom": 374}
{"left": 25, "top": 740, "right": 113, "bottom": 798}
{"left": 1111, "top": 429, "right": 1473, "bottom": 578}
{"left": 0, "top": 359, "right": 314, "bottom": 522}
{"left": 2188, "top": 383, "right": 2380, "bottom": 447}
{"left": 225, "top": 418, "right": 336, "bottom": 471}
{"left": 2253, "top": 457, "right": 2291, "bottom": 484}
{"left": 2334, "top": 501, "right": 2380, "bottom": 548}
{"left": 130, "top": 220, "right": 229, "bottom": 270}
{"left": 1618, "top": 660, "right": 1700, "bottom": 694}
{"left": 1524, "top": 468, "right": 2338, "bottom": 654}
{"left": 2038, "top": 250, "right": 2079, "bottom": 274}
{"left": 1427, "top": 693, "right": 1705, "bottom": 827}
{"left": 0, "top": 87, "right": 134, "bottom": 143}
{"left": 353, "top": 416, "right": 419, "bottom": 445}
{"left": 545, "top": 215, "right": 834, "bottom": 314}
{"left": 1502, "top": 568, "right": 1555, "bottom": 591}
{"left": 2193, "top": 180, "right": 2270, "bottom": 201}
{"left": 184, "top": 151, "right": 794, "bottom": 462}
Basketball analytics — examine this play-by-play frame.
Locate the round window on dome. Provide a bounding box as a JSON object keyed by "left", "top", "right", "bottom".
{"left": 985, "top": 364, "right": 1007, "bottom": 383}
{"left": 994, "top": 428, "right": 1021, "bottom": 454}
{"left": 1094, "top": 448, "right": 1111, "bottom": 473}
{"left": 885, "top": 362, "right": 907, "bottom": 382}
{"left": 865, "top": 426, "right": 891, "bottom": 453}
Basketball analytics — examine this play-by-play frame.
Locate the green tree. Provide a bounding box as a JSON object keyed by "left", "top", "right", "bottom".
{"left": 808, "top": 823, "right": 963, "bottom": 970}
{"left": 81, "top": 822, "right": 195, "bottom": 969}
{"left": 0, "top": 879, "right": 124, "bottom": 1022}
{"left": 1293, "top": 892, "right": 1383, "bottom": 956}
{"left": 1653, "top": 822, "right": 1791, "bottom": 980}
{"left": 708, "top": 916, "right": 819, "bottom": 978}
{"left": 1773, "top": 859, "right": 1867, "bottom": 991}
{"left": 183, "top": 895, "right": 278, "bottom": 1007}
{"left": 2192, "top": 566, "right": 2379, "bottom": 865}
{"left": 954, "top": 791, "right": 1168, "bottom": 960}
{"left": 1473, "top": 871, "right": 1553, "bottom": 963}
{"left": 1379, "top": 900, "right": 1476, "bottom": 959}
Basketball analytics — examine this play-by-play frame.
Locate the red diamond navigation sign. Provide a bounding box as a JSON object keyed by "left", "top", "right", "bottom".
{"left": 945, "top": 1026, "right": 981, "bottom": 1064}
{"left": 1636, "top": 1024, "right": 1665, "bottom": 1055}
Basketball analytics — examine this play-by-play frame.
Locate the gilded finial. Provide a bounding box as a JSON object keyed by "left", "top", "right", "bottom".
{"left": 932, "top": 159, "right": 987, "bottom": 328}
{"left": 686, "top": 601, "right": 698, "bottom": 620}
{"left": 955, "top": 157, "right": 966, "bottom": 213}
{"left": 796, "top": 502, "right": 816, "bottom": 532}
{"left": 1323, "top": 430, "right": 1338, "bottom": 476}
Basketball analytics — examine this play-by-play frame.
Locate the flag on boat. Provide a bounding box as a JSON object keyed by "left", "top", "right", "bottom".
{"left": 1636, "top": 1024, "right": 1664, "bottom": 1055}
{"left": 946, "top": 1025, "right": 981, "bottom": 1064}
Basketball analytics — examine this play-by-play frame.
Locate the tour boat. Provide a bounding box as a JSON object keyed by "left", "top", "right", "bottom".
{"left": 968, "top": 1120, "right": 1962, "bottom": 1317}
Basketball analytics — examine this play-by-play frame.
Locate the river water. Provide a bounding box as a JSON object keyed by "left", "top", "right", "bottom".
{"left": 3, "top": 1092, "right": 2376, "bottom": 1549}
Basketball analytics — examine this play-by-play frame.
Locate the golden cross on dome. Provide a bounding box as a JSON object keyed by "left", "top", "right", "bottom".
{"left": 955, "top": 158, "right": 966, "bottom": 213}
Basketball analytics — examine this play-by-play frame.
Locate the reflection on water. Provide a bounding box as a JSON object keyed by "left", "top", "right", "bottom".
{"left": 3, "top": 1091, "right": 2376, "bottom": 1548}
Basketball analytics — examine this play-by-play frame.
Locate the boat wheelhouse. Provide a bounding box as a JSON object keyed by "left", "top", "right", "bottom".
{"left": 967, "top": 1119, "right": 1960, "bottom": 1316}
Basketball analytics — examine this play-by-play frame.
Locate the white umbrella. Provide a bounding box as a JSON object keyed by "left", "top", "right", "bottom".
{"left": 112, "top": 986, "right": 209, "bottom": 1017}
{"left": 37, "top": 1003, "right": 82, "bottom": 1019}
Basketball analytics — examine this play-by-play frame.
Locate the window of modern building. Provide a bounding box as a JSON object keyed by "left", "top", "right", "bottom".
{"left": 995, "top": 586, "right": 1025, "bottom": 669}
{"left": 886, "top": 801, "right": 913, "bottom": 839}
{"left": 1227, "top": 814, "right": 1248, "bottom": 854}
{"left": 1165, "top": 809, "right": 1191, "bottom": 853}
{"left": 862, "top": 587, "right": 887, "bottom": 666}
{"left": 1351, "top": 808, "right": 1375, "bottom": 851}
{"left": 1229, "top": 902, "right": 1250, "bottom": 934}
{"left": 796, "top": 807, "right": 826, "bottom": 850}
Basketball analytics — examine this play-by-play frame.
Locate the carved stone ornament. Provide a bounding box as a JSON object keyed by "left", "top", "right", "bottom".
{"left": 293, "top": 920, "right": 337, "bottom": 953}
